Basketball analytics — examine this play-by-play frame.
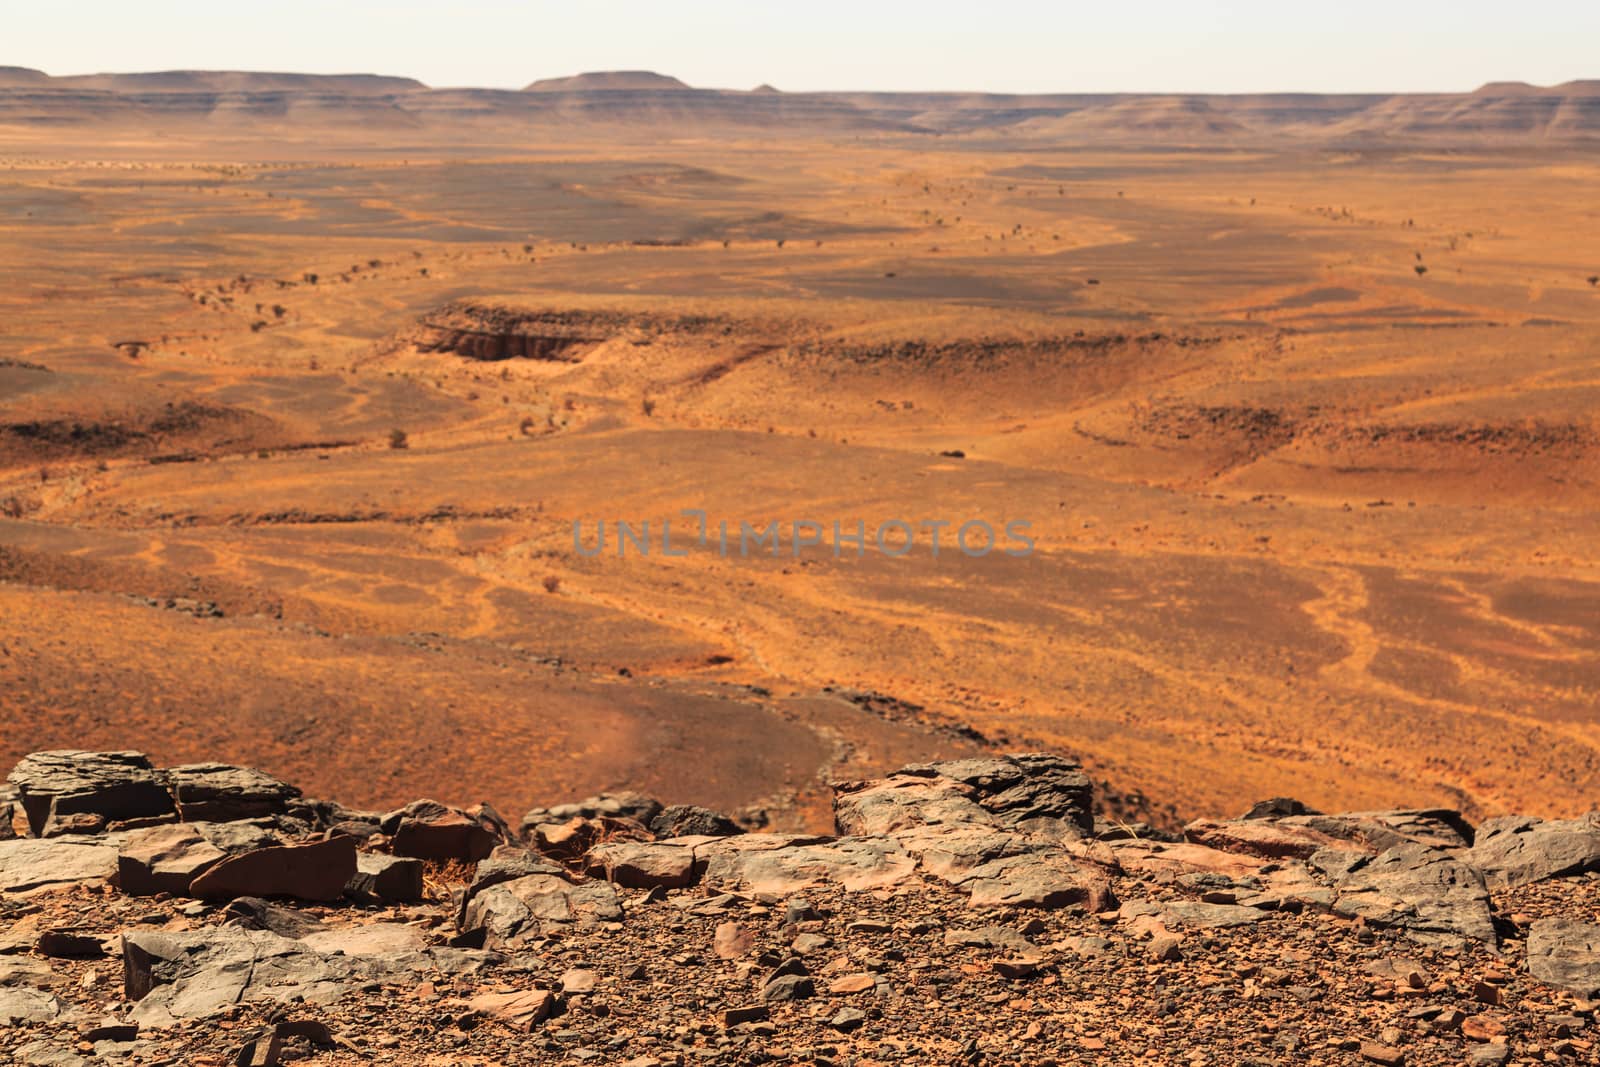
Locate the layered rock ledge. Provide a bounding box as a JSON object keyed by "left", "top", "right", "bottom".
{"left": 1, "top": 751, "right": 1597, "bottom": 1065}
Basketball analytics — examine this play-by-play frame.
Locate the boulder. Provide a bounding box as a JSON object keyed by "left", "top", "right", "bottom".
{"left": 650, "top": 805, "right": 742, "bottom": 839}
{"left": 189, "top": 836, "right": 356, "bottom": 902}
{"left": 381, "top": 799, "right": 499, "bottom": 862}
{"left": 459, "top": 873, "right": 622, "bottom": 948}
{"left": 1468, "top": 814, "right": 1600, "bottom": 890}
{"left": 1525, "top": 918, "right": 1600, "bottom": 997}
{"left": 347, "top": 852, "right": 424, "bottom": 902}
{"left": 453, "top": 846, "right": 567, "bottom": 930}
{"left": 0, "top": 837, "right": 121, "bottom": 892}
{"left": 1332, "top": 843, "right": 1496, "bottom": 947}
{"left": 529, "top": 816, "right": 599, "bottom": 861}
{"left": 587, "top": 840, "right": 702, "bottom": 889}
{"left": 161, "top": 764, "right": 300, "bottom": 822}
{"left": 7, "top": 751, "right": 174, "bottom": 837}
{"left": 468, "top": 988, "right": 555, "bottom": 1031}
{"left": 116, "top": 825, "right": 227, "bottom": 896}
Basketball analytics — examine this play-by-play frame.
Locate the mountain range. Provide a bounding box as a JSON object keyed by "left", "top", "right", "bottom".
{"left": 2, "top": 66, "right": 1598, "bottom": 143}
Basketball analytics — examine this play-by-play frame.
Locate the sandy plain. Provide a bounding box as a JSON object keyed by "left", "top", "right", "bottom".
{"left": 2, "top": 119, "right": 1597, "bottom": 831}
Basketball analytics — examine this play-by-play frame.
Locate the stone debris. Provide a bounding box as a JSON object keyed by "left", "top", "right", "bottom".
{"left": 0, "top": 749, "right": 1596, "bottom": 1064}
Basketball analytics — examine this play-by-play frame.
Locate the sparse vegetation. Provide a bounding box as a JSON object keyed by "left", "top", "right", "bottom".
{"left": 387, "top": 428, "right": 409, "bottom": 450}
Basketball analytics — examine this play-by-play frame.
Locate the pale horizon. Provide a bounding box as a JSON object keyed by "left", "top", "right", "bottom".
{"left": 6, "top": 0, "right": 1599, "bottom": 96}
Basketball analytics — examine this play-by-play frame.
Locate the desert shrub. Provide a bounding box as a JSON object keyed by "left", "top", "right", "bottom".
{"left": 542, "top": 575, "right": 561, "bottom": 594}
{"left": 388, "top": 428, "right": 409, "bottom": 450}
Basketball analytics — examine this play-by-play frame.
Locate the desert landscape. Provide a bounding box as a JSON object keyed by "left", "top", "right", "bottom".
{"left": 3, "top": 68, "right": 1598, "bottom": 830}
{"left": 1, "top": 57, "right": 1599, "bottom": 1066}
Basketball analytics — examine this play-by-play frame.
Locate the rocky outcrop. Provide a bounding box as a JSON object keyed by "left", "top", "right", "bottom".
{"left": 1469, "top": 814, "right": 1600, "bottom": 890}
{"left": 120, "top": 926, "right": 493, "bottom": 1027}
{"left": 1330, "top": 843, "right": 1497, "bottom": 947}
{"left": 162, "top": 764, "right": 299, "bottom": 823}
{"left": 1526, "top": 919, "right": 1600, "bottom": 998}
{"left": 7, "top": 751, "right": 173, "bottom": 837}
{"left": 3, "top": 749, "right": 1600, "bottom": 1063}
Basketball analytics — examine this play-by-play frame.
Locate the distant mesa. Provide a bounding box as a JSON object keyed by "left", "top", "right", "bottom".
{"left": 1472, "top": 80, "right": 1600, "bottom": 97}
{"left": 1472, "top": 81, "right": 1547, "bottom": 97}
{"left": 0, "top": 65, "right": 50, "bottom": 87}
{"left": 15, "top": 69, "right": 427, "bottom": 93}
{"left": 522, "top": 70, "right": 691, "bottom": 93}
{"left": 752, "top": 84, "right": 783, "bottom": 95}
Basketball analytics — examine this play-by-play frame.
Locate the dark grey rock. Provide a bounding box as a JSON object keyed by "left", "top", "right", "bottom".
{"left": 1333, "top": 843, "right": 1496, "bottom": 947}
{"left": 221, "top": 897, "right": 327, "bottom": 939}
{"left": 459, "top": 873, "right": 622, "bottom": 948}
{"left": 7, "top": 751, "right": 174, "bottom": 837}
{"left": 189, "top": 836, "right": 356, "bottom": 902}
{"left": 650, "top": 804, "right": 742, "bottom": 839}
{"left": 347, "top": 852, "right": 424, "bottom": 902}
{"left": 1469, "top": 813, "right": 1600, "bottom": 890}
{"left": 1243, "top": 797, "right": 1320, "bottom": 820}
{"left": 380, "top": 799, "right": 499, "bottom": 862}
{"left": 1526, "top": 918, "right": 1600, "bottom": 997}
{"left": 0, "top": 785, "right": 16, "bottom": 841}
{"left": 162, "top": 764, "right": 300, "bottom": 823}
{"left": 761, "top": 973, "right": 815, "bottom": 1002}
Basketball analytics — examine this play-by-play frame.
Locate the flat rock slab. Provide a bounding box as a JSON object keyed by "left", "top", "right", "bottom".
{"left": 468, "top": 988, "right": 555, "bottom": 1031}
{"left": 0, "top": 986, "right": 66, "bottom": 1025}
{"left": 0, "top": 837, "right": 121, "bottom": 892}
{"left": 117, "top": 825, "right": 227, "bottom": 896}
{"left": 696, "top": 835, "right": 918, "bottom": 897}
{"left": 122, "top": 927, "right": 492, "bottom": 1028}
{"left": 1526, "top": 918, "right": 1600, "bottom": 998}
{"left": 587, "top": 840, "right": 702, "bottom": 889}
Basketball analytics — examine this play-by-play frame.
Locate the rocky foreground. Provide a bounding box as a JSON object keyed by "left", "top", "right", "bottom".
{"left": 0, "top": 752, "right": 1597, "bottom": 1066}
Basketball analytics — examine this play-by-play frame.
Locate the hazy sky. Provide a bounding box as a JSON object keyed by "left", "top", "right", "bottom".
{"left": 8, "top": 1, "right": 1598, "bottom": 94}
